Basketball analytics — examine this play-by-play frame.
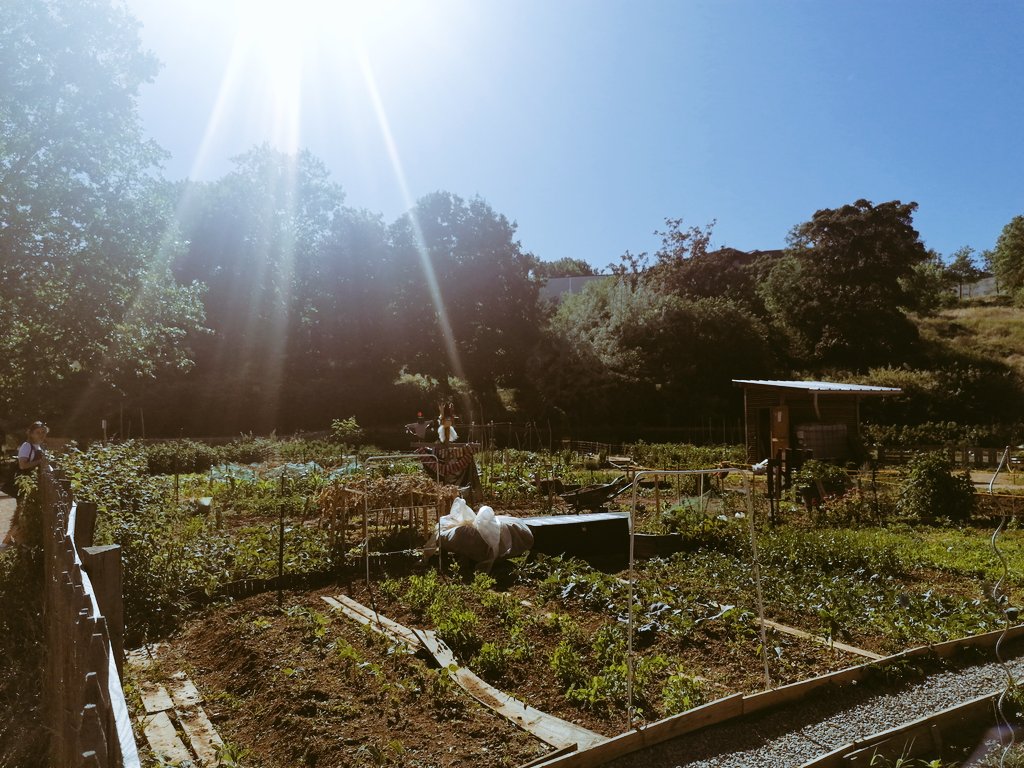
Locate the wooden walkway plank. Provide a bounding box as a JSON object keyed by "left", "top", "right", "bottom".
{"left": 419, "top": 630, "right": 606, "bottom": 750}
{"left": 125, "top": 643, "right": 164, "bottom": 670}
{"left": 322, "top": 594, "right": 425, "bottom": 651}
{"left": 139, "top": 682, "right": 174, "bottom": 714}
{"left": 167, "top": 671, "right": 204, "bottom": 708}
{"left": 760, "top": 618, "right": 885, "bottom": 660}
{"left": 141, "top": 711, "right": 192, "bottom": 765}
{"left": 176, "top": 705, "right": 224, "bottom": 766}
{"left": 323, "top": 594, "right": 605, "bottom": 750}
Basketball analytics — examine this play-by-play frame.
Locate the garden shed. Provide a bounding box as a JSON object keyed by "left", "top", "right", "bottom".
{"left": 733, "top": 380, "right": 902, "bottom": 463}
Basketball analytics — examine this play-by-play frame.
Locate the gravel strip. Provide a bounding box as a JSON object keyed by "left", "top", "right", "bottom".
{"left": 610, "top": 644, "right": 1024, "bottom": 768}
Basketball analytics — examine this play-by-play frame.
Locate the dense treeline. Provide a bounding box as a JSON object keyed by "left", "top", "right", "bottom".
{"left": 3, "top": 0, "right": 1024, "bottom": 440}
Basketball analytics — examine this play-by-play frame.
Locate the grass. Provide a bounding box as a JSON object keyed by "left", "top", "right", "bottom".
{"left": 918, "top": 300, "right": 1024, "bottom": 377}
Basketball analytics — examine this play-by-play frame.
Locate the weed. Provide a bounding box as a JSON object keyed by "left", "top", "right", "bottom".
{"left": 551, "top": 638, "right": 587, "bottom": 690}
{"left": 214, "top": 740, "right": 250, "bottom": 767}
{"left": 662, "top": 672, "right": 706, "bottom": 714}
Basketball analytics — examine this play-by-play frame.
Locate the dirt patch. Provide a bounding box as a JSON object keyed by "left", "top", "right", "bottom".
{"left": 148, "top": 590, "right": 551, "bottom": 768}
{"left": 144, "top": 566, "right": 868, "bottom": 767}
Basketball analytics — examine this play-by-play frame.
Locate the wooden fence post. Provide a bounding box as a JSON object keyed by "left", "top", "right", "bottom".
{"left": 81, "top": 546, "right": 124, "bottom": 680}
{"left": 75, "top": 502, "right": 99, "bottom": 548}
{"left": 77, "top": 703, "right": 109, "bottom": 768}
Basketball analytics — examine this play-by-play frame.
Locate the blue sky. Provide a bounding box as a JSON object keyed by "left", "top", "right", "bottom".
{"left": 126, "top": 0, "right": 1024, "bottom": 268}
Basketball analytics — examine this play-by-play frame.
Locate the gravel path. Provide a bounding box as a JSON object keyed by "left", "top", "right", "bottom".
{"left": 610, "top": 642, "right": 1024, "bottom": 768}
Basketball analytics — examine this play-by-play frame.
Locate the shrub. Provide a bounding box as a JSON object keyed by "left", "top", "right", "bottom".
{"left": 220, "top": 435, "right": 275, "bottom": 464}
{"left": 330, "top": 417, "right": 365, "bottom": 446}
{"left": 794, "top": 460, "right": 849, "bottom": 496}
{"left": 662, "top": 672, "right": 705, "bottom": 714}
{"left": 143, "top": 439, "right": 220, "bottom": 475}
{"left": 897, "top": 452, "right": 975, "bottom": 523}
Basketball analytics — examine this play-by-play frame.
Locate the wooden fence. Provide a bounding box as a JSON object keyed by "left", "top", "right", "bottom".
{"left": 41, "top": 466, "right": 140, "bottom": 768}
{"left": 875, "top": 444, "right": 1008, "bottom": 469}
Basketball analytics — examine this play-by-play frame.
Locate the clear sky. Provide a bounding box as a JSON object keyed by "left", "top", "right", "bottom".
{"left": 125, "top": 0, "right": 1024, "bottom": 268}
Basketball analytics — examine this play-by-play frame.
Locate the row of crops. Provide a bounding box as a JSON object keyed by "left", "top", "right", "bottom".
{"left": 51, "top": 438, "right": 1024, "bottom": 722}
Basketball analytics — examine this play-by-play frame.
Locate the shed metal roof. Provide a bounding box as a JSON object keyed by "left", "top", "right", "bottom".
{"left": 732, "top": 379, "right": 901, "bottom": 395}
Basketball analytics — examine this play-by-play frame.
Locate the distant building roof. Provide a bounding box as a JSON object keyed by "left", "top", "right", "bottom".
{"left": 732, "top": 380, "right": 901, "bottom": 395}
{"left": 538, "top": 274, "right": 611, "bottom": 301}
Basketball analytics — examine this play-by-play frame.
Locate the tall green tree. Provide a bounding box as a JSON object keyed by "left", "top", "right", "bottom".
{"left": 171, "top": 146, "right": 345, "bottom": 431}
{"left": 945, "top": 246, "right": 982, "bottom": 300}
{"left": 760, "top": 199, "right": 928, "bottom": 370}
{"left": 388, "top": 192, "right": 541, "bottom": 416}
{"left": 0, "top": 0, "right": 205, "bottom": 426}
{"left": 990, "top": 215, "right": 1024, "bottom": 301}
{"left": 530, "top": 256, "right": 597, "bottom": 278}
{"left": 537, "top": 278, "right": 772, "bottom": 426}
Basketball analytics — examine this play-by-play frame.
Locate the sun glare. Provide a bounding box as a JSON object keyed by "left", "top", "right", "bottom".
{"left": 220, "top": 0, "right": 440, "bottom": 151}
{"left": 154, "top": 0, "right": 473, "bottom": 398}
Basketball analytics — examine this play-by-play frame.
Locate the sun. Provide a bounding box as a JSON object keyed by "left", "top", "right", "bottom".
{"left": 223, "top": 0, "right": 437, "bottom": 151}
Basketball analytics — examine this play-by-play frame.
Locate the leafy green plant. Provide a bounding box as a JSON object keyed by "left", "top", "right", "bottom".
{"left": 794, "top": 460, "right": 850, "bottom": 506}
{"left": 897, "top": 451, "right": 975, "bottom": 523}
{"left": 214, "top": 740, "right": 251, "bottom": 767}
{"left": 662, "top": 672, "right": 705, "bottom": 714}
{"left": 550, "top": 637, "right": 587, "bottom": 690}
{"left": 144, "top": 439, "right": 220, "bottom": 475}
{"left": 472, "top": 642, "right": 509, "bottom": 681}
{"left": 330, "top": 416, "right": 365, "bottom": 446}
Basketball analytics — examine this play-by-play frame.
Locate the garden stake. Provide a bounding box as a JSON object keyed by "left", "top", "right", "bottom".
{"left": 743, "top": 473, "right": 772, "bottom": 690}
{"left": 987, "top": 446, "right": 1018, "bottom": 768}
{"left": 277, "top": 474, "right": 286, "bottom": 609}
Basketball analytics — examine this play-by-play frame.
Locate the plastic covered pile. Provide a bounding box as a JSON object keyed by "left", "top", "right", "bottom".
{"left": 434, "top": 498, "right": 533, "bottom": 570}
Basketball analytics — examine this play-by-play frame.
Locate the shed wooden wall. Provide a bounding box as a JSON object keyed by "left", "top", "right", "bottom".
{"left": 742, "top": 388, "right": 860, "bottom": 462}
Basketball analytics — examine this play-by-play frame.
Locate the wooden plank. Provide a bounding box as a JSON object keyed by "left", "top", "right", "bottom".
{"left": 921, "top": 623, "right": 1024, "bottom": 659}
{"left": 141, "top": 711, "right": 192, "bottom": 765}
{"left": 742, "top": 665, "right": 870, "bottom": 716}
{"left": 517, "top": 744, "right": 577, "bottom": 768}
{"left": 176, "top": 705, "right": 224, "bottom": 766}
{"left": 419, "top": 630, "right": 605, "bottom": 750}
{"left": 530, "top": 694, "right": 745, "bottom": 768}
{"left": 325, "top": 594, "right": 603, "bottom": 751}
{"left": 322, "top": 595, "right": 424, "bottom": 651}
{"left": 164, "top": 671, "right": 225, "bottom": 766}
{"left": 760, "top": 619, "right": 884, "bottom": 660}
{"left": 139, "top": 682, "right": 174, "bottom": 715}
{"left": 167, "top": 671, "right": 203, "bottom": 708}
{"left": 125, "top": 644, "right": 163, "bottom": 670}
{"left": 80, "top": 545, "right": 124, "bottom": 679}
{"left": 845, "top": 723, "right": 937, "bottom": 766}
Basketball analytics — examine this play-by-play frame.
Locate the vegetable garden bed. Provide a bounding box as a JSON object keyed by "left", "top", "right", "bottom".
{"left": 52, "top": 439, "right": 1024, "bottom": 767}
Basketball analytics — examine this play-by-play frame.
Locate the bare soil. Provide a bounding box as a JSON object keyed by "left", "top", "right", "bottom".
{"left": 143, "top": 567, "right": 868, "bottom": 768}
{"left": 149, "top": 589, "right": 551, "bottom": 768}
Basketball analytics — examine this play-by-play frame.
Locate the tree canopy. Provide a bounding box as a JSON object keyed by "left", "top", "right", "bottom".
{"left": 990, "top": 215, "right": 1024, "bottom": 301}
{"left": 760, "top": 199, "right": 928, "bottom": 370}
{"left": 0, "top": 0, "right": 205, "bottom": 427}
{"left": 531, "top": 256, "right": 597, "bottom": 278}
{"left": 945, "top": 246, "right": 983, "bottom": 300}
{"left": 2, "top": 3, "right": 1019, "bottom": 438}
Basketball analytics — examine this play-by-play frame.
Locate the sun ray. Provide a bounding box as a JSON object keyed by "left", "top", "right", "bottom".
{"left": 355, "top": 47, "right": 470, "bottom": 400}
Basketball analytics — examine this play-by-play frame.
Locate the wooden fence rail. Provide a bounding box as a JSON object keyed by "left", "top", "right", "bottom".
{"left": 875, "top": 444, "right": 1008, "bottom": 469}
{"left": 41, "top": 466, "right": 140, "bottom": 768}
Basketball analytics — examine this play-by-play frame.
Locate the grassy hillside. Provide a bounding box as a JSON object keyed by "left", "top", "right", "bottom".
{"left": 916, "top": 296, "right": 1024, "bottom": 377}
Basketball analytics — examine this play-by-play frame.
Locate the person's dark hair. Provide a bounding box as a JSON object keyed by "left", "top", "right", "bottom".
{"left": 27, "top": 421, "right": 48, "bottom": 435}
